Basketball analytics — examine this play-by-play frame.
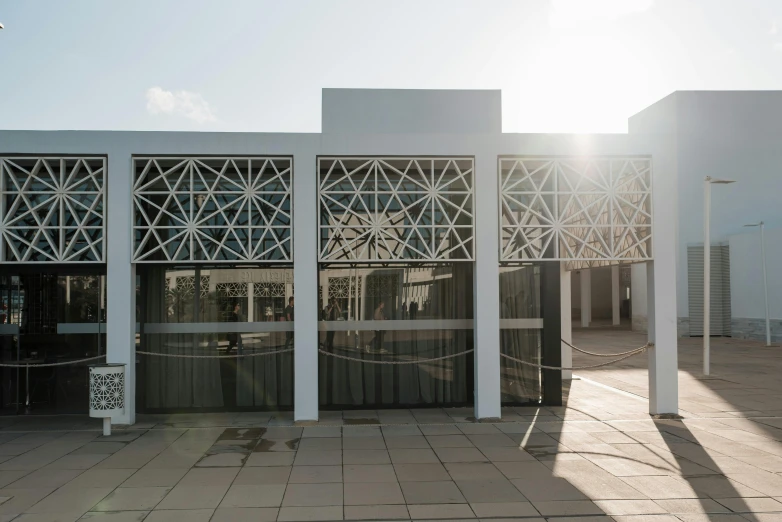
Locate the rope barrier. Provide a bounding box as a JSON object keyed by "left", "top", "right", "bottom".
{"left": 562, "top": 339, "right": 654, "bottom": 357}
{"left": 501, "top": 345, "right": 648, "bottom": 371}
{"left": 136, "top": 348, "right": 294, "bottom": 359}
{"left": 0, "top": 355, "right": 106, "bottom": 368}
{"left": 318, "top": 348, "right": 474, "bottom": 365}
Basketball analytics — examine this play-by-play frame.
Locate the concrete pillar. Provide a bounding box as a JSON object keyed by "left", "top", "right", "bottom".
{"left": 648, "top": 197, "right": 679, "bottom": 413}
{"left": 293, "top": 150, "right": 319, "bottom": 422}
{"left": 631, "top": 263, "right": 648, "bottom": 331}
{"left": 580, "top": 269, "right": 591, "bottom": 327}
{"left": 106, "top": 154, "right": 136, "bottom": 425}
{"left": 473, "top": 152, "right": 501, "bottom": 419}
{"left": 560, "top": 262, "right": 573, "bottom": 380}
{"left": 612, "top": 265, "right": 621, "bottom": 326}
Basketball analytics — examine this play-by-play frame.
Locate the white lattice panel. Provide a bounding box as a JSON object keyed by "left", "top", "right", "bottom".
{"left": 0, "top": 157, "right": 106, "bottom": 262}
{"left": 319, "top": 158, "right": 474, "bottom": 262}
{"left": 327, "top": 276, "right": 361, "bottom": 298}
{"left": 133, "top": 157, "right": 292, "bottom": 262}
{"left": 254, "top": 282, "right": 287, "bottom": 298}
{"left": 499, "top": 157, "right": 652, "bottom": 265}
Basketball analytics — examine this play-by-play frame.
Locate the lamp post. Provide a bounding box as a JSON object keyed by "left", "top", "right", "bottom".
{"left": 703, "top": 176, "right": 735, "bottom": 376}
{"left": 744, "top": 221, "right": 770, "bottom": 346}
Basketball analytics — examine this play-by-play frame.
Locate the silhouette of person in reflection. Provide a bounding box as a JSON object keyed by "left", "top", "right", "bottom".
{"left": 226, "top": 303, "right": 242, "bottom": 353}
{"left": 325, "top": 298, "right": 342, "bottom": 351}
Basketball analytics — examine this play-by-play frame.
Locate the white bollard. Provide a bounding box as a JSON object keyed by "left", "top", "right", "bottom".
{"left": 88, "top": 364, "right": 126, "bottom": 438}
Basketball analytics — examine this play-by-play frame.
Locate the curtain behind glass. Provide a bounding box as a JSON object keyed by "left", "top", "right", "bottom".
{"left": 499, "top": 266, "right": 541, "bottom": 403}
{"left": 319, "top": 264, "right": 473, "bottom": 408}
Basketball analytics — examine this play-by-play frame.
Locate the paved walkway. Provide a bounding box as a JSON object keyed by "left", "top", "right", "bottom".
{"left": 0, "top": 332, "right": 778, "bottom": 521}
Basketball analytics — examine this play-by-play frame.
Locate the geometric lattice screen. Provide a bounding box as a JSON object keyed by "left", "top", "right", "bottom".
{"left": 133, "top": 157, "right": 292, "bottom": 262}
{"left": 499, "top": 157, "right": 652, "bottom": 268}
{"left": 318, "top": 157, "right": 474, "bottom": 262}
{"left": 0, "top": 157, "right": 106, "bottom": 262}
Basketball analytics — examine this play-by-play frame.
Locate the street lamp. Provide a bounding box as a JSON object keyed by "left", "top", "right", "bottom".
{"left": 744, "top": 221, "right": 771, "bottom": 346}
{"left": 703, "top": 176, "right": 736, "bottom": 376}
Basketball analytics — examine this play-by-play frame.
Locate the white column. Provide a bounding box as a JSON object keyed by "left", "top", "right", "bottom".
{"left": 106, "top": 154, "right": 136, "bottom": 425}
{"left": 473, "top": 153, "right": 501, "bottom": 420}
{"left": 580, "top": 269, "right": 591, "bottom": 327}
{"left": 648, "top": 167, "right": 679, "bottom": 414}
{"left": 630, "top": 263, "right": 648, "bottom": 331}
{"left": 293, "top": 150, "right": 319, "bottom": 422}
{"left": 612, "top": 265, "right": 621, "bottom": 326}
{"left": 247, "top": 282, "right": 255, "bottom": 322}
{"left": 560, "top": 262, "right": 573, "bottom": 380}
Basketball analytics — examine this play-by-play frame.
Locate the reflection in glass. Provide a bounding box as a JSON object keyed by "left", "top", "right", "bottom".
{"left": 0, "top": 272, "right": 106, "bottom": 414}
{"left": 318, "top": 264, "right": 473, "bottom": 407}
{"left": 137, "top": 266, "right": 293, "bottom": 411}
{"left": 499, "top": 265, "right": 542, "bottom": 403}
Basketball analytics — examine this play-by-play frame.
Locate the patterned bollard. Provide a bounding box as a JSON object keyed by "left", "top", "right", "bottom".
{"left": 88, "top": 364, "right": 125, "bottom": 436}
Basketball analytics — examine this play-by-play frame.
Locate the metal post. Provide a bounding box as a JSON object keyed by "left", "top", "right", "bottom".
{"left": 760, "top": 222, "right": 771, "bottom": 346}
{"left": 703, "top": 178, "right": 711, "bottom": 376}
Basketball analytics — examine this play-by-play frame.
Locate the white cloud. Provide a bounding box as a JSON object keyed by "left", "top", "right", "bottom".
{"left": 774, "top": 42, "right": 782, "bottom": 52}
{"left": 771, "top": 20, "right": 778, "bottom": 35}
{"left": 549, "top": 0, "right": 654, "bottom": 29}
{"left": 145, "top": 87, "right": 217, "bottom": 124}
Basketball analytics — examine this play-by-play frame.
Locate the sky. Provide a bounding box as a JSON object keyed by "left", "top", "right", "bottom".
{"left": 1, "top": 0, "right": 782, "bottom": 133}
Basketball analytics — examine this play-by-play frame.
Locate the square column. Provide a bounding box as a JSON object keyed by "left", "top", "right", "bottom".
{"left": 580, "top": 269, "right": 592, "bottom": 327}
{"left": 612, "top": 265, "right": 621, "bottom": 326}
{"left": 473, "top": 153, "right": 501, "bottom": 420}
{"left": 560, "top": 262, "right": 572, "bottom": 380}
{"left": 293, "top": 151, "right": 319, "bottom": 422}
{"left": 106, "top": 154, "right": 136, "bottom": 425}
{"left": 648, "top": 145, "right": 679, "bottom": 414}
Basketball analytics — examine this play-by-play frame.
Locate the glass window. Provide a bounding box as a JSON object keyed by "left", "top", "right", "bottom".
{"left": 137, "top": 266, "right": 294, "bottom": 412}
{"left": 0, "top": 270, "right": 106, "bottom": 414}
{"left": 318, "top": 263, "right": 473, "bottom": 408}
{"left": 499, "top": 265, "right": 542, "bottom": 404}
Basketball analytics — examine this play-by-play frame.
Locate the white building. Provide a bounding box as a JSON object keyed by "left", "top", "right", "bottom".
{"left": 0, "top": 88, "right": 682, "bottom": 424}
{"left": 581, "top": 92, "right": 781, "bottom": 345}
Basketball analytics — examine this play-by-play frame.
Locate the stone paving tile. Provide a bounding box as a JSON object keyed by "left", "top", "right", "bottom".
{"left": 384, "top": 436, "right": 430, "bottom": 449}
{"left": 653, "top": 498, "right": 732, "bottom": 514}
{"left": 342, "top": 449, "right": 390, "bottom": 465}
{"left": 343, "top": 464, "right": 397, "bottom": 483}
{"left": 277, "top": 506, "right": 343, "bottom": 521}
{"left": 246, "top": 452, "right": 295, "bottom": 467}
{"left": 144, "top": 510, "right": 214, "bottom": 522}
{"left": 219, "top": 484, "right": 286, "bottom": 508}
{"left": 393, "top": 463, "right": 450, "bottom": 482}
{"left": 400, "top": 480, "right": 466, "bottom": 504}
{"left": 343, "top": 504, "right": 409, "bottom": 520}
{"left": 232, "top": 466, "right": 291, "bottom": 485}
{"left": 406, "top": 503, "right": 475, "bottom": 519}
{"left": 469, "top": 501, "right": 540, "bottom": 517}
{"left": 91, "top": 487, "right": 170, "bottom": 511}
{"left": 209, "top": 507, "right": 278, "bottom": 521}
{"left": 455, "top": 479, "right": 528, "bottom": 503}
{"left": 282, "top": 483, "right": 343, "bottom": 507}
{"left": 26, "top": 487, "right": 113, "bottom": 514}
{"left": 531, "top": 499, "right": 605, "bottom": 516}
{"left": 120, "top": 468, "right": 188, "bottom": 488}
{"left": 389, "top": 448, "right": 439, "bottom": 464}
{"left": 155, "top": 485, "right": 229, "bottom": 510}
{"left": 288, "top": 465, "right": 342, "bottom": 483}
{"left": 593, "top": 499, "right": 669, "bottom": 515}
{"left": 344, "top": 482, "right": 405, "bottom": 505}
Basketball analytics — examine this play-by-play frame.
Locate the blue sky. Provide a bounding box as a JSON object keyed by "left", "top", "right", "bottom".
{"left": 1, "top": 0, "right": 782, "bottom": 133}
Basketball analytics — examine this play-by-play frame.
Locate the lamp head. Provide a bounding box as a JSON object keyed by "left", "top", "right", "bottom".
{"left": 744, "top": 221, "right": 764, "bottom": 227}
{"left": 705, "top": 176, "right": 736, "bottom": 184}
{"left": 0, "top": 22, "right": 4, "bottom": 30}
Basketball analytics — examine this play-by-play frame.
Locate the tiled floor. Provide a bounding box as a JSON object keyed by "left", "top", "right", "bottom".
{"left": 0, "top": 332, "right": 779, "bottom": 520}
